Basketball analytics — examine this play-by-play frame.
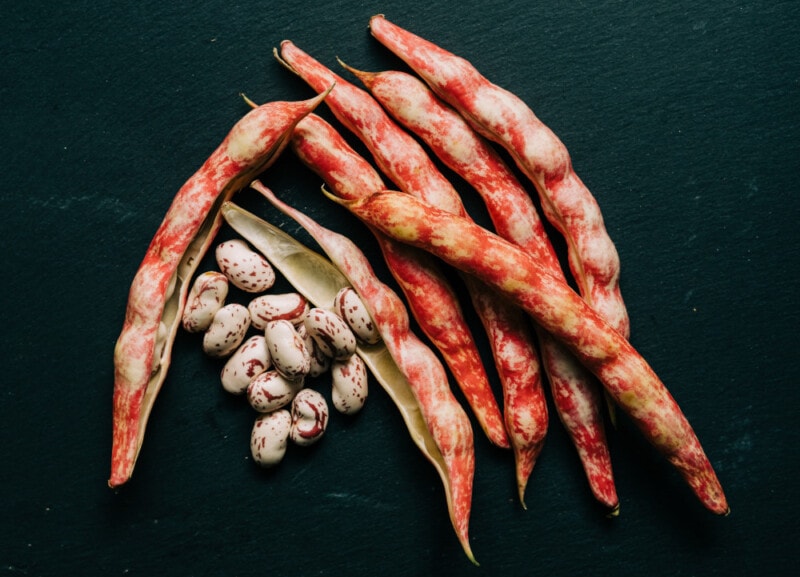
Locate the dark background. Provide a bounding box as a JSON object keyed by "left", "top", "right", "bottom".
{"left": 2, "top": 1, "right": 798, "bottom": 575}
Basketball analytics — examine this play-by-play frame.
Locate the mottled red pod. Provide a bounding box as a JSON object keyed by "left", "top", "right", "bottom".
{"left": 329, "top": 189, "right": 728, "bottom": 516}
{"left": 354, "top": 65, "right": 615, "bottom": 509}
{"left": 110, "top": 91, "right": 328, "bottom": 487}
{"left": 369, "top": 15, "right": 630, "bottom": 337}
{"left": 216, "top": 239, "right": 276, "bottom": 293}
{"left": 278, "top": 45, "right": 509, "bottom": 451}
{"left": 289, "top": 388, "right": 329, "bottom": 446}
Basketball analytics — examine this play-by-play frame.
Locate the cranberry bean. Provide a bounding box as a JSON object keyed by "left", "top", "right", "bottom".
{"left": 264, "top": 319, "right": 310, "bottom": 379}
{"left": 216, "top": 239, "right": 276, "bottom": 293}
{"left": 331, "top": 354, "right": 368, "bottom": 415}
{"left": 220, "top": 335, "right": 270, "bottom": 395}
{"left": 333, "top": 287, "right": 380, "bottom": 345}
{"left": 289, "top": 388, "right": 328, "bottom": 446}
{"left": 248, "top": 292, "right": 309, "bottom": 330}
{"left": 250, "top": 410, "right": 292, "bottom": 467}
{"left": 182, "top": 271, "right": 229, "bottom": 333}
{"left": 202, "top": 303, "right": 251, "bottom": 358}
{"left": 303, "top": 307, "right": 357, "bottom": 360}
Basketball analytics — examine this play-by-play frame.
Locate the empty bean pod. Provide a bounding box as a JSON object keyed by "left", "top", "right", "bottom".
{"left": 216, "top": 239, "right": 276, "bottom": 293}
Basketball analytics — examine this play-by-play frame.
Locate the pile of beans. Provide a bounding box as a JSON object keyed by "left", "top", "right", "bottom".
{"left": 180, "top": 237, "right": 379, "bottom": 467}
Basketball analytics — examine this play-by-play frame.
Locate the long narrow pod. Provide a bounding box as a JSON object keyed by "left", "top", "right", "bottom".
{"left": 327, "top": 189, "right": 729, "bottom": 516}
{"left": 251, "top": 180, "right": 478, "bottom": 564}
{"left": 109, "top": 91, "right": 328, "bottom": 488}
{"left": 351, "top": 66, "right": 618, "bottom": 510}
{"left": 368, "top": 15, "right": 630, "bottom": 339}
{"left": 276, "top": 41, "right": 509, "bottom": 449}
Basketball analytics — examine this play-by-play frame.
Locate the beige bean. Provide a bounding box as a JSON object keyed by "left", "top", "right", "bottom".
{"left": 202, "top": 303, "right": 251, "bottom": 358}
{"left": 331, "top": 354, "right": 368, "bottom": 415}
{"left": 250, "top": 409, "right": 292, "bottom": 467}
{"left": 182, "top": 271, "right": 229, "bottom": 333}
{"left": 220, "top": 335, "right": 271, "bottom": 394}
{"left": 289, "top": 388, "right": 329, "bottom": 446}
{"left": 264, "top": 319, "right": 311, "bottom": 379}
{"left": 333, "top": 287, "right": 381, "bottom": 344}
{"left": 303, "top": 307, "right": 357, "bottom": 360}
{"left": 248, "top": 292, "right": 309, "bottom": 330}
{"left": 215, "top": 239, "right": 276, "bottom": 293}
{"left": 297, "top": 323, "right": 331, "bottom": 377}
{"left": 246, "top": 369, "right": 304, "bottom": 413}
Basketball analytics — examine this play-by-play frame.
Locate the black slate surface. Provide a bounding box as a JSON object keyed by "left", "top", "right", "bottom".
{"left": 2, "top": 1, "right": 798, "bottom": 575}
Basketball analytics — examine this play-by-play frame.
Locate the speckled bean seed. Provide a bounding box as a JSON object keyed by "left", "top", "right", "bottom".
{"left": 250, "top": 409, "right": 292, "bottom": 467}
{"left": 220, "top": 335, "right": 271, "bottom": 394}
{"left": 264, "top": 319, "right": 311, "bottom": 380}
{"left": 248, "top": 292, "right": 309, "bottom": 330}
{"left": 303, "top": 307, "right": 357, "bottom": 360}
{"left": 246, "top": 369, "right": 304, "bottom": 413}
{"left": 331, "top": 354, "right": 368, "bottom": 415}
{"left": 289, "top": 388, "right": 329, "bottom": 446}
{"left": 215, "top": 239, "right": 276, "bottom": 293}
{"left": 297, "top": 323, "right": 331, "bottom": 377}
{"left": 182, "top": 271, "right": 229, "bottom": 333}
{"left": 202, "top": 303, "right": 251, "bottom": 358}
{"left": 333, "top": 287, "right": 381, "bottom": 344}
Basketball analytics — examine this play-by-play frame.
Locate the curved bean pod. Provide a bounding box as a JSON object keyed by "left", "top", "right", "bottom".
{"left": 109, "top": 91, "right": 328, "bottom": 488}
{"left": 290, "top": 112, "right": 509, "bottom": 449}
{"left": 278, "top": 44, "right": 509, "bottom": 450}
{"left": 251, "top": 180, "right": 478, "bottom": 564}
{"left": 327, "top": 189, "right": 729, "bottom": 516}
{"left": 369, "top": 15, "right": 630, "bottom": 339}
{"left": 354, "top": 67, "right": 616, "bottom": 510}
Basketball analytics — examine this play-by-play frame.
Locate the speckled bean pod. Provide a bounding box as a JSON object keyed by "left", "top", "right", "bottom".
{"left": 202, "top": 303, "right": 251, "bottom": 358}
{"left": 216, "top": 239, "right": 277, "bottom": 293}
